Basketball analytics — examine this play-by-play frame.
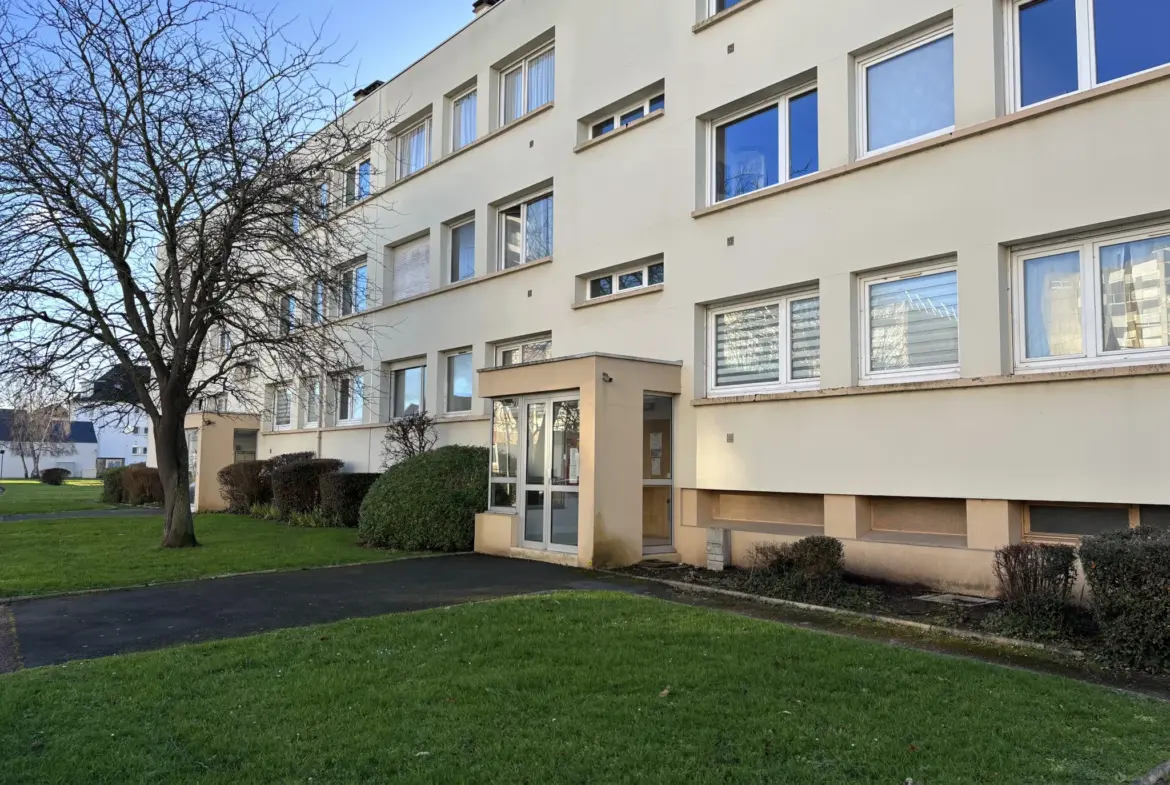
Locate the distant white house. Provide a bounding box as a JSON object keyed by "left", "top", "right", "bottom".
{"left": 74, "top": 366, "right": 152, "bottom": 474}
{"left": 0, "top": 409, "right": 99, "bottom": 479}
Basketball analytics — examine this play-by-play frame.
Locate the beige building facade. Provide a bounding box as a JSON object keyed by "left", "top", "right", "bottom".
{"left": 257, "top": 0, "right": 1170, "bottom": 594}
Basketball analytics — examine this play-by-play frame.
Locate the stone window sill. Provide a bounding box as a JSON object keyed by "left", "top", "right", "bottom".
{"left": 572, "top": 284, "right": 664, "bottom": 310}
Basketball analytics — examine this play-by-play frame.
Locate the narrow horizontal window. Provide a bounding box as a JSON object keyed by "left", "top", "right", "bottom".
{"left": 497, "top": 338, "right": 551, "bottom": 367}
{"left": 588, "top": 93, "right": 666, "bottom": 140}
{"left": 1028, "top": 504, "right": 1130, "bottom": 537}
{"left": 708, "top": 292, "right": 820, "bottom": 394}
{"left": 587, "top": 260, "right": 665, "bottom": 300}
{"left": 620, "top": 107, "right": 644, "bottom": 127}
{"left": 860, "top": 27, "right": 955, "bottom": 155}
{"left": 862, "top": 265, "right": 959, "bottom": 382}
{"left": 712, "top": 86, "right": 818, "bottom": 203}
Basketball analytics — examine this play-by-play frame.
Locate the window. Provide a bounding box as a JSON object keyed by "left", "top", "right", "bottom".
{"left": 1024, "top": 503, "right": 1170, "bottom": 540}
{"left": 861, "top": 263, "right": 959, "bottom": 383}
{"left": 391, "top": 364, "right": 426, "bottom": 418}
{"left": 317, "top": 181, "right": 329, "bottom": 219}
{"left": 144, "top": 426, "right": 149, "bottom": 435}
{"left": 707, "top": 292, "right": 820, "bottom": 395}
{"left": 339, "top": 263, "right": 367, "bottom": 316}
{"left": 589, "top": 260, "right": 665, "bottom": 299}
{"left": 218, "top": 327, "right": 232, "bottom": 354}
{"left": 275, "top": 385, "right": 293, "bottom": 430}
{"left": 1009, "top": 0, "right": 1170, "bottom": 110}
{"left": 131, "top": 446, "right": 138, "bottom": 455}
{"left": 489, "top": 398, "right": 520, "bottom": 509}
{"left": 346, "top": 159, "right": 372, "bottom": 205}
{"left": 392, "top": 236, "right": 431, "bottom": 301}
{"left": 712, "top": 86, "right": 818, "bottom": 203}
{"left": 1013, "top": 224, "right": 1170, "bottom": 371}
{"left": 710, "top": 0, "right": 746, "bottom": 14}
{"left": 497, "top": 337, "right": 551, "bottom": 367}
{"left": 501, "top": 45, "right": 555, "bottom": 125}
{"left": 858, "top": 25, "right": 955, "bottom": 156}
{"left": 450, "top": 220, "right": 475, "bottom": 283}
{"left": 335, "top": 371, "right": 364, "bottom": 424}
{"left": 309, "top": 279, "right": 326, "bottom": 324}
{"left": 278, "top": 293, "right": 296, "bottom": 336}
{"left": 304, "top": 377, "right": 321, "bottom": 427}
{"left": 498, "top": 192, "right": 553, "bottom": 269}
{"left": 396, "top": 120, "right": 430, "bottom": 179}
{"left": 452, "top": 89, "right": 477, "bottom": 150}
{"left": 590, "top": 94, "right": 666, "bottom": 139}
{"left": 292, "top": 209, "right": 300, "bottom": 235}
{"left": 446, "top": 351, "right": 474, "bottom": 413}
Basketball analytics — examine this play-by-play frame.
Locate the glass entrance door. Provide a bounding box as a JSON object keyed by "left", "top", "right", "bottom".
{"left": 521, "top": 395, "right": 580, "bottom": 552}
{"left": 642, "top": 394, "right": 673, "bottom": 553}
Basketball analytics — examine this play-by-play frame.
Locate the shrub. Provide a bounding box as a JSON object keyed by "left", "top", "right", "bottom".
{"left": 101, "top": 465, "right": 129, "bottom": 503}
{"left": 380, "top": 411, "right": 438, "bottom": 468}
{"left": 263, "top": 451, "right": 316, "bottom": 477}
{"left": 123, "top": 465, "right": 164, "bottom": 506}
{"left": 217, "top": 460, "right": 271, "bottom": 513}
{"left": 39, "top": 467, "right": 71, "bottom": 486}
{"left": 986, "top": 542, "right": 1079, "bottom": 639}
{"left": 271, "top": 458, "right": 343, "bottom": 518}
{"left": 748, "top": 536, "right": 845, "bottom": 579}
{"left": 1080, "top": 528, "right": 1170, "bottom": 671}
{"left": 320, "top": 472, "right": 381, "bottom": 528}
{"left": 742, "top": 536, "right": 879, "bottom": 610}
{"left": 359, "top": 445, "right": 489, "bottom": 551}
{"left": 287, "top": 508, "right": 329, "bottom": 528}
{"left": 249, "top": 502, "right": 281, "bottom": 521}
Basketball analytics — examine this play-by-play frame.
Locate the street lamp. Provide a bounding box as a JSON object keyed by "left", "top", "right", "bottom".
{"left": 0, "top": 448, "right": 6, "bottom": 479}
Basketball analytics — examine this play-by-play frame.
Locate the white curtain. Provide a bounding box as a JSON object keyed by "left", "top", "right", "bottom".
{"left": 454, "top": 91, "right": 477, "bottom": 149}
{"left": 503, "top": 69, "right": 523, "bottom": 124}
{"left": 526, "top": 48, "right": 555, "bottom": 112}
{"left": 399, "top": 124, "right": 427, "bottom": 177}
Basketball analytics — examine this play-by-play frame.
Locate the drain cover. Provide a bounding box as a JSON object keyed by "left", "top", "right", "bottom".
{"left": 912, "top": 593, "right": 997, "bottom": 607}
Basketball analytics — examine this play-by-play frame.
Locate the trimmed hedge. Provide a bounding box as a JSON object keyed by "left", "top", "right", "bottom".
{"left": 123, "top": 465, "right": 164, "bottom": 506}
{"left": 320, "top": 473, "right": 381, "bottom": 528}
{"left": 359, "top": 445, "right": 489, "bottom": 551}
{"left": 263, "top": 452, "right": 316, "bottom": 477}
{"left": 40, "top": 467, "right": 71, "bottom": 486}
{"left": 1081, "top": 528, "right": 1170, "bottom": 672}
{"left": 101, "top": 465, "right": 129, "bottom": 503}
{"left": 271, "top": 458, "right": 343, "bottom": 518}
{"left": 218, "top": 461, "right": 272, "bottom": 513}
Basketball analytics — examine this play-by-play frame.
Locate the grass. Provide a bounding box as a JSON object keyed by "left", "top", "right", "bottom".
{"left": 0, "top": 479, "right": 110, "bottom": 515}
{"left": 2, "top": 593, "right": 1168, "bottom": 784}
{"left": 0, "top": 514, "right": 406, "bottom": 597}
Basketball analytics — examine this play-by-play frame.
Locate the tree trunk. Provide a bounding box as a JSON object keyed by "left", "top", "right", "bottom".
{"left": 156, "top": 404, "right": 198, "bottom": 548}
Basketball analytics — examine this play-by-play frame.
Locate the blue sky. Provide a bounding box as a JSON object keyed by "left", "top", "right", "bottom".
{"left": 260, "top": 0, "right": 475, "bottom": 93}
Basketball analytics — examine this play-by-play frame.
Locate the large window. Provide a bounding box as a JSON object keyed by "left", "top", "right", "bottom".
{"left": 452, "top": 88, "right": 477, "bottom": 150}
{"left": 858, "top": 26, "right": 955, "bottom": 156}
{"left": 345, "top": 158, "right": 371, "bottom": 205}
{"left": 497, "top": 337, "right": 551, "bottom": 367}
{"left": 392, "top": 236, "right": 431, "bottom": 301}
{"left": 450, "top": 219, "right": 475, "bottom": 283}
{"left": 591, "top": 94, "right": 666, "bottom": 139}
{"left": 1013, "top": 224, "right": 1170, "bottom": 371}
{"left": 335, "top": 371, "right": 364, "bottom": 425}
{"left": 501, "top": 45, "right": 554, "bottom": 125}
{"left": 396, "top": 119, "right": 430, "bottom": 179}
{"left": 1010, "top": 0, "right": 1170, "bottom": 110}
{"left": 712, "top": 86, "right": 818, "bottom": 203}
{"left": 274, "top": 385, "right": 293, "bottom": 430}
{"left": 498, "top": 192, "right": 553, "bottom": 269}
{"left": 589, "top": 260, "right": 665, "bottom": 299}
{"left": 446, "top": 351, "right": 474, "bottom": 413}
{"left": 708, "top": 292, "right": 820, "bottom": 395}
{"left": 339, "top": 263, "right": 367, "bottom": 316}
{"left": 392, "top": 364, "right": 426, "bottom": 418}
{"left": 489, "top": 398, "right": 520, "bottom": 509}
{"left": 861, "top": 263, "right": 959, "bottom": 383}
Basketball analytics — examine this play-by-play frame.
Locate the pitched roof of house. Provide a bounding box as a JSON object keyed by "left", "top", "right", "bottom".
{"left": 0, "top": 410, "right": 98, "bottom": 444}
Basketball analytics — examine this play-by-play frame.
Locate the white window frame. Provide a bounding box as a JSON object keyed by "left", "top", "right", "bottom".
{"left": 495, "top": 337, "right": 552, "bottom": 367}
{"left": 859, "top": 261, "right": 960, "bottom": 385}
{"left": 706, "top": 291, "right": 821, "bottom": 397}
{"left": 303, "top": 377, "right": 321, "bottom": 428}
{"left": 444, "top": 350, "right": 475, "bottom": 415}
{"left": 1005, "top": 0, "right": 1170, "bottom": 113}
{"left": 588, "top": 260, "right": 665, "bottom": 300}
{"left": 388, "top": 362, "right": 427, "bottom": 420}
{"left": 1011, "top": 222, "right": 1170, "bottom": 373}
{"left": 449, "top": 217, "right": 476, "bottom": 283}
{"left": 451, "top": 87, "right": 478, "bottom": 151}
{"left": 337, "top": 262, "right": 368, "bottom": 317}
{"left": 395, "top": 118, "right": 431, "bottom": 180}
{"left": 334, "top": 370, "right": 364, "bottom": 426}
{"left": 274, "top": 385, "right": 294, "bottom": 431}
{"left": 317, "top": 181, "right": 329, "bottom": 219}
{"left": 856, "top": 24, "right": 956, "bottom": 158}
{"left": 345, "top": 158, "right": 372, "bottom": 205}
{"left": 496, "top": 189, "right": 553, "bottom": 271}
{"left": 708, "top": 0, "right": 744, "bottom": 17}
{"left": 278, "top": 292, "right": 296, "bottom": 336}
{"left": 708, "top": 83, "right": 818, "bottom": 205}
{"left": 499, "top": 43, "right": 555, "bottom": 126}
{"left": 589, "top": 93, "right": 666, "bottom": 140}
{"left": 309, "top": 278, "right": 326, "bottom": 324}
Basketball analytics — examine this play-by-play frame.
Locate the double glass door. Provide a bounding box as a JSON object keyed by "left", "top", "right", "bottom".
{"left": 520, "top": 394, "right": 580, "bottom": 552}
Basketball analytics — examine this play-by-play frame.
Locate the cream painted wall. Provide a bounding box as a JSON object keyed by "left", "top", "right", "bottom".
{"left": 259, "top": 0, "right": 1170, "bottom": 521}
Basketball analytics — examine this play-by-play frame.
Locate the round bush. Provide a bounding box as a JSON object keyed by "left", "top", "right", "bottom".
{"left": 40, "top": 467, "right": 72, "bottom": 486}
{"left": 320, "top": 472, "right": 381, "bottom": 528}
{"left": 359, "top": 445, "right": 489, "bottom": 551}
{"left": 123, "top": 465, "right": 164, "bottom": 506}
{"left": 101, "top": 465, "right": 129, "bottom": 503}
{"left": 271, "top": 458, "right": 343, "bottom": 518}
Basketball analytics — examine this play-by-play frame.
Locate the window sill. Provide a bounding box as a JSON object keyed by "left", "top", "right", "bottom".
{"left": 435, "top": 413, "right": 491, "bottom": 424}
{"left": 859, "top": 369, "right": 960, "bottom": 387}
{"left": 861, "top": 530, "right": 969, "bottom": 550}
{"left": 572, "top": 283, "right": 664, "bottom": 309}
{"left": 573, "top": 111, "right": 665, "bottom": 154}
{"left": 691, "top": 361, "right": 1170, "bottom": 406}
{"left": 692, "top": 64, "right": 1170, "bottom": 219}
{"left": 692, "top": 0, "right": 767, "bottom": 33}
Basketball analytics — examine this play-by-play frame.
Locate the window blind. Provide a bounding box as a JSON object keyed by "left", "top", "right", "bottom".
{"left": 714, "top": 305, "right": 780, "bottom": 387}
{"left": 790, "top": 297, "right": 821, "bottom": 380}
{"left": 393, "top": 237, "right": 431, "bottom": 301}
{"left": 868, "top": 270, "right": 958, "bottom": 371}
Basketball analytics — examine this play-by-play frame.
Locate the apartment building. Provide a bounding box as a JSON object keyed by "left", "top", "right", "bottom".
{"left": 257, "top": 0, "right": 1170, "bottom": 593}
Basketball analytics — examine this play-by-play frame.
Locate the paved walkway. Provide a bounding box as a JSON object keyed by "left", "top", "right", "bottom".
{"left": 0, "top": 507, "right": 159, "bottom": 523}
{"left": 7, "top": 554, "right": 652, "bottom": 668}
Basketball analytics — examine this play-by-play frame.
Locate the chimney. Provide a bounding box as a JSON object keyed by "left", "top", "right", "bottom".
{"left": 352, "top": 80, "right": 385, "bottom": 103}
{"left": 473, "top": 0, "right": 502, "bottom": 15}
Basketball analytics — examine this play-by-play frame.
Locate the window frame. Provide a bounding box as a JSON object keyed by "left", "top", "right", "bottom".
{"left": 859, "top": 260, "right": 961, "bottom": 385}
{"left": 1011, "top": 222, "right": 1170, "bottom": 373}
{"left": 488, "top": 397, "right": 521, "bottom": 512}
{"left": 389, "top": 363, "right": 427, "bottom": 420}
{"left": 444, "top": 350, "right": 475, "bottom": 414}
{"left": 708, "top": 83, "right": 817, "bottom": 205}
{"left": 303, "top": 377, "right": 321, "bottom": 428}
{"left": 1023, "top": 501, "right": 1143, "bottom": 544}
{"left": 449, "top": 217, "right": 476, "bottom": 283}
{"left": 588, "top": 260, "right": 665, "bottom": 300}
{"left": 495, "top": 337, "right": 552, "bottom": 367}
{"left": 856, "top": 23, "right": 956, "bottom": 158}
{"left": 278, "top": 292, "right": 297, "bottom": 336}
{"left": 274, "top": 384, "right": 294, "bottom": 431}
{"left": 496, "top": 189, "right": 554, "bottom": 271}
{"left": 317, "top": 181, "right": 330, "bottom": 220}
{"left": 334, "top": 370, "right": 364, "bottom": 426}
{"left": 337, "top": 262, "right": 368, "bottom": 317}
{"left": 395, "top": 118, "right": 431, "bottom": 180}
{"left": 499, "top": 43, "right": 555, "bottom": 126}
{"left": 706, "top": 291, "right": 821, "bottom": 397}
{"left": 309, "top": 278, "right": 326, "bottom": 325}
{"left": 345, "top": 158, "right": 372, "bottom": 205}
{"left": 589, "top": 93, "right": 666, "bottom": 140}
{"left": 451, "top": 87, "right": 478, "bottom": 151}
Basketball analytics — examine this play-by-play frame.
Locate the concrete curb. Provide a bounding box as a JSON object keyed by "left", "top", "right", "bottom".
{"left": 1132, "top": 760, "right": 1170, "bottom": 785}
{"left": 0, "top": 552, "right": 469, "bottom": 604}
{"left": 609, "top": 571, "right": 1086, "bottom": 659}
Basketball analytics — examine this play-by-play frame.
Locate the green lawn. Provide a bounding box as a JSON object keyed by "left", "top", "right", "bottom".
{"left": 2, "top": 593, "right": 1167, "bottom": 784}
{"left": 0, "top": 479, "right": 111, "bottom": 515}
{"left": 0, "top": 514, "right": 406, "bottom": 597}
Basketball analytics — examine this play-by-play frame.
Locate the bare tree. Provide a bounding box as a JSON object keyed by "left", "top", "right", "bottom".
{"left": 380, "top": 411, "right": 438, "bottom": 468}
{"left": 0, "top": 0, "right": 395, "bottom": 546}
{"left": 6, "top": 377, "right": 77, "bottom": 478}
